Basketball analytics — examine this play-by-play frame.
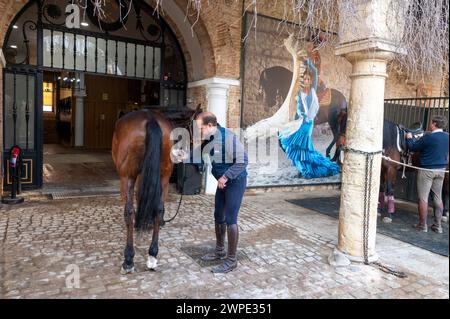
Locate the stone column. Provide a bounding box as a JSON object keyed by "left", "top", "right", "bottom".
{"left": 73, "top": 73, "right": 86, "bottom": 148}
{"left": 187, "top": 77, "right": 240, "bottom": 194}
{"left": 329, "top": 0, "right": 406, "bottom": 265}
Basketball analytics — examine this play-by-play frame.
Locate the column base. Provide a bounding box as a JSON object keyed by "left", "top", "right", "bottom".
{"left": 328, "top": 247, "right": 379, "bottom": 267}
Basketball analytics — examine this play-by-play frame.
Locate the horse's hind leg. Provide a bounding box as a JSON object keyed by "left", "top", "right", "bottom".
{"left": 158, "top": 176, "right": 170, "bottom": 227}
{"left": 146, "top": 213, "right": 160, "bottom": 270}
{"left": 121, "top": 178, "right": 137, "bottom": 274}
{"left": 146, "top": 179, "right": 169, "bottom": 270}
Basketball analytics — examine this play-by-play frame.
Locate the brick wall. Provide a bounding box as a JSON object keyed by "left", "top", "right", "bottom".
{"left": 0, "top": 0, "right": 447, "bottom": 192}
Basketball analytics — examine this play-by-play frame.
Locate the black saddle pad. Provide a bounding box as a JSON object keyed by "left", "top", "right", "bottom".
{"left": 286, "top": 196, "right": 449, "bottom": 256}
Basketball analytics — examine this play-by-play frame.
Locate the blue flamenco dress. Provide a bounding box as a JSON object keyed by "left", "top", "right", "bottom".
{"left": 279, "top": 60, "right": 340, "bottom": 179}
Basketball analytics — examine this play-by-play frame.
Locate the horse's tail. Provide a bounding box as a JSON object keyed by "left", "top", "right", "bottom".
{"left": 136, "top": 114, "right": 162, "bottom": 231}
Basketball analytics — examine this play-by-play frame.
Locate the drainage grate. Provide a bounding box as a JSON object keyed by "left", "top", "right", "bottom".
{"left": 50, "top": 192, "right": 120, "bottom": 200}
{"left": 180, "top": 244, "right": 251, "bottom": 268}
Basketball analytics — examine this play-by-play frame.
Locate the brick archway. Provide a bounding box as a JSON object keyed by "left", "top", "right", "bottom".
{"left": 0, "top": 0, "right": 216, "bottom": 81}
{"left": 0, "top": 0, "right": 218, "bottom": 190}
{"left": 150, "top": 0, "right": 217, "bottom": 81}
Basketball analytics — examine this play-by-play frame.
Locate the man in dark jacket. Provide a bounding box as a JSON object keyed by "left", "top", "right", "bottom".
{"left": 178, "top": 112, "right": 248, "bottom": 273}
{"left": 406, "top": 115, "right": 449, "bottom": 233}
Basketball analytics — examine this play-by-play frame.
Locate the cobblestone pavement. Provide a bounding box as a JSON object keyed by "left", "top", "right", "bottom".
{"left": 0, "top": 191, "right": 448, "bottom": 299}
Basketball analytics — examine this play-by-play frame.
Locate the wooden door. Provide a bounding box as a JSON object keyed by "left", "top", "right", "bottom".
{"left": 84, "top": 75, "right": 128, "bottom": 149}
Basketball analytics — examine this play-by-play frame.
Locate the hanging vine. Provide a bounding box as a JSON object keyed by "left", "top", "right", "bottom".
{"left": 83, "top": 0, "right": 448, "bottom": 78}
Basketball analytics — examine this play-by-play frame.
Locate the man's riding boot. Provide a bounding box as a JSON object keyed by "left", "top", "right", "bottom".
{"left": 431, "top": 208, "right": 443, "bottom": 234}
{"left": 413, "top": 201, "right": 428, "bottom": 232}
{"left": 212, "top": 224, "right": 238, "bottom": 273}
{"left": 201, "top": 223, "right": 227, "bottom": 261}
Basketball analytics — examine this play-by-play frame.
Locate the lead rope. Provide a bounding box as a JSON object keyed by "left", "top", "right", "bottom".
{"left": 164, "top": 110, "right": 199, "bottom": 224}
{"left": 344, "top": 146, "right": 408, "bottom": 278}
{"left": 164, "top": 188, "right": 185, "bottom": 223}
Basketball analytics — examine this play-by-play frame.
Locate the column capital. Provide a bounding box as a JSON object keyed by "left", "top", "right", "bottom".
{"left": 335, "top": 38, "right": 404, "bottom": 62}
{"left": 188, "top": 77, "right": 240, "bottom": 89}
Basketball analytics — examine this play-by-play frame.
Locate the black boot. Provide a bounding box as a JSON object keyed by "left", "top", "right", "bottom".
{"left": 201, "top": 223, "right": 227, "bottom": 261}
{"left": 212, "top": 224, "right": 238, "bottom": 273}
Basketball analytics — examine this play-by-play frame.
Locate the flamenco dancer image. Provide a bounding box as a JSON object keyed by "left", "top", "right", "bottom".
{"left": 278, "top": 57, "right": 340, "bottom": 179}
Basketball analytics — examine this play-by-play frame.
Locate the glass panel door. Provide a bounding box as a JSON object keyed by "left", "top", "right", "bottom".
{"left": 3, "top": 69, "right": 39, "bottom": 188}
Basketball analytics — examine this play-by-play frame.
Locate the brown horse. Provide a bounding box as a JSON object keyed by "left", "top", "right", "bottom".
{"left": 112, "top": 109, "right": 174, "bottom": 274}
{"left": 335, "top": 118, "right": 425, "bottom": 222}
{"left": 314, "top": 88, "right": 348, "bottom": 160}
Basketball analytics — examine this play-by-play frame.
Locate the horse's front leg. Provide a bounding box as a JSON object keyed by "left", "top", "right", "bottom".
{"left": 121, "top": 179, "right": 136, "bottom": 274}
{"left": 382, "top": 166, "right": 397, "bottom": 224}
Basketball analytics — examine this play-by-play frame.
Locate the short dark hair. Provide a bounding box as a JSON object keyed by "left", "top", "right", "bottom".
{"left": 431, "top": 115, "right": 448, "bottom": 130}
{"left": 197, "top": 112, "right": 217, "bottom": 126}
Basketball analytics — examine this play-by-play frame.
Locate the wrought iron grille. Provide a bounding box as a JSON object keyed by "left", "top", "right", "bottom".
{"left": 42, "top": 27, "right": 161, "bottom": 79}
{"left": 384, "top": 97, "right": 449, "bottom": 130}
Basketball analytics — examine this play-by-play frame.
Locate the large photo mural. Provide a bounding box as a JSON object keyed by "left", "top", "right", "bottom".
{"left": 242, "top": 13, "right": 352, "bottom": 187}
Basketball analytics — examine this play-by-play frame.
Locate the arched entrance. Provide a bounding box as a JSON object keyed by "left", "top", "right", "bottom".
{"left": 2, "top": 0, "right": 188, "bottom": 191}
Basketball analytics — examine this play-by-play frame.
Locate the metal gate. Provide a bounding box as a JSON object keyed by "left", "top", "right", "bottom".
{"left": 2, "top": 0, "right": 187, "bottom": 190}
{"left": 3, "top": 67, "right": 42, "bottom": 188}
{"left": 384, "top": 97, "right": 449, "bottom": 202}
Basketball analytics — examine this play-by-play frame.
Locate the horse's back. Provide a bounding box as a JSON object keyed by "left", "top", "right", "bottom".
{"left": 112, "top": 109, "right": 173, "bottom": 179}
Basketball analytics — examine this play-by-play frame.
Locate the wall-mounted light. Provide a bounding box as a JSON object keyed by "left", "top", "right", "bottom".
{"left": 12, "top": 25, "right": 18, "bottom": 29}
{"left": 10, "top": 45, "right": 17, "bottom": 49}
{"left": 43, "top": 82, "right": 53, "bottom": 112}
{"left": 81, "top": 22, "right": 89, "bottom": 27}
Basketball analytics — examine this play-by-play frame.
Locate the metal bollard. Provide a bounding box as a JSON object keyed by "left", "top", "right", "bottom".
{"left": 1, "top": 145, "right": 24, "bottom": 204}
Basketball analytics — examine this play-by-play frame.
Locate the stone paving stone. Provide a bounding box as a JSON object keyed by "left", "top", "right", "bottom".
{"left": 0, "top": 193, "right": 448, "bottom": 299}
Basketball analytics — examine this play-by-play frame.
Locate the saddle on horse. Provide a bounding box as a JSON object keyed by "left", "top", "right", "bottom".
{"left": 396, "top": 122, "right": 424, "bottom": 177}
{"left": 397, "top": 122, "right": 424, "bottom": 154}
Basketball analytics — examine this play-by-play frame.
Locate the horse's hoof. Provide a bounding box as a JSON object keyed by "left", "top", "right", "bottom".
{"left": 382, "top": 217, "right": 392, "bottom": 224}
{"left": 121, "top": 265, "right": 136, "bottom": 275}
{"left": 377, "top": 212, "right": 382, "bottom": 217}
{"left": 146, "top": 256, "right": 158, "bottom": 270}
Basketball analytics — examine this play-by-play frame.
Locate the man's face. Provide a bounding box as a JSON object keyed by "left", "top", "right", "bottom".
{"left": 429, "top": 121, "right": 437, "bottom": 131}
{"left": 195, "top": 119, "right": 215, "bottom": 140}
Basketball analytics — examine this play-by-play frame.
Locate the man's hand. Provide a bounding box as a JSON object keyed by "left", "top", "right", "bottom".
{"left": 406, "top": 133, "right": 413, "bottom": 139}
{"left": 218, "top": 176, "right": 228, "bottom": 189}
{"left": 172, "top": 149, "right": 188, "bottom": 163}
